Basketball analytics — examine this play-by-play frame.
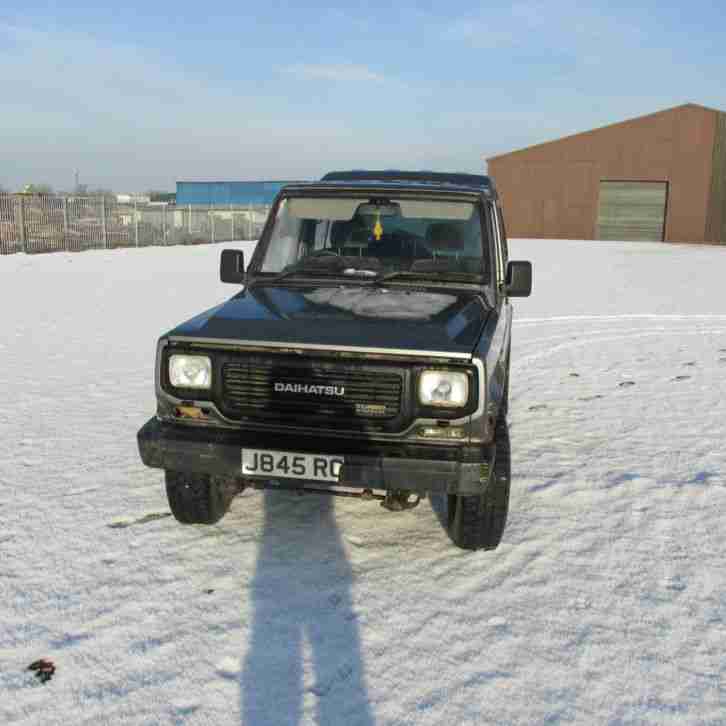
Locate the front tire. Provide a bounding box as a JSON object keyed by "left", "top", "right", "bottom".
{"left": 165, "top": 471, "right": 239, "bottom": 525}
{"left": 447, "top": 419, "right": 511, "bottom": 551}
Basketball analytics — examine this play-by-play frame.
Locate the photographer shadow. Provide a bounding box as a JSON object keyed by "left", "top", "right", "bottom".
{"left": 240, "top": 490, "right": 375, "bottom": 726}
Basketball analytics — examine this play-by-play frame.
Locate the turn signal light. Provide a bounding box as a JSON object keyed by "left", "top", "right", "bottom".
{"left": 417, "top": 426, "right": 466, "bottom": 440}
{"left": 175, "top": 406, "right": 209, "bottom": 421}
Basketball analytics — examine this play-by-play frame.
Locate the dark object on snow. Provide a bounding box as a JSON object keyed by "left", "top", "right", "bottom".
{"left": 137, "top": 170, "right": 532, "bottom": 551}
{"left": 381, "top": 490, "right": 421, "bottom": 511}
{"left": 28, "top": 658, "right": 56, "bottom": 683}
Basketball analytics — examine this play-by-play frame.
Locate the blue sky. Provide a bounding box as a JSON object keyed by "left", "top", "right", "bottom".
{"left": 2, "top": 1, "right": 725, "bottom": 191}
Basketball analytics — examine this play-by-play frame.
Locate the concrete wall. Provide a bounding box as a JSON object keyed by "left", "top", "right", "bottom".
{"left": 487, "top": 104, "right": 718, "bottom": 243}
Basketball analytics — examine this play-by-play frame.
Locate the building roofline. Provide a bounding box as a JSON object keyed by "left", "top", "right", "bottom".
{"left": 484, "top": 103, "right": 724, "bottom": 163}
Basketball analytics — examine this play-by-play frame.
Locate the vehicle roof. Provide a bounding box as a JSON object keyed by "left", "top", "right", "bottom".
{"left": 279, "top": 170, "right": 498, "bottom": 200}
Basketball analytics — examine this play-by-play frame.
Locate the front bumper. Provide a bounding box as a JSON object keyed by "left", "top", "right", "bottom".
{"left": 137, "top": 418, "right": 493, "bottom": 496}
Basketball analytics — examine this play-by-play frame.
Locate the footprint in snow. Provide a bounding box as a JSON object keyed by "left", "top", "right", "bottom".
{"left": 486, "top": 616, "right": 508, "bottom": 628}
{"left": 171, "top": 701, "right": 200, "bottom": 717}
{"left": 673, "top": 375, "right": 691, "bottom": 382}
{"left": 568, "top": 597, "right": 593, "bottom": 611}
{"left": 310, "top": 663, "right": 354, "bottom": 697}
{"left": 528, "top": 404, "right": 548, "bottom": 411}
{"left": 618, "top": 381, "right": 636, "bottom": 388}
{"left": 50, "top": 632, "right": 91, "bottom": 650}
{"left": 568, "top": 372, "right": 580, "bottom": 378}
{"left": 216, "top": 657, "right": 241, "bottom": 679}
{"left": 129, "top": 637, "right": 165, "bottom": 655}
{"left": 683, "top": 361, "right": 696, "bottom": 367}
{"left": 578, "top": 395, "right": 605, "bottom": 401}
{"left": 664, "top": 575, "right": 687, "bottom": 593}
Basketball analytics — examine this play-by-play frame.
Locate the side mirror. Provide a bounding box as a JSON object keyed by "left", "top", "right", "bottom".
{"left": 220, "top": 249, "right": 245, "bottom": 284}
{"left": 505, "top": 260, "right": 532, "bottom": 297}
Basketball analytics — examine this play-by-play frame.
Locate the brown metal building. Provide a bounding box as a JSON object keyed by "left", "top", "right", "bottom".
{"left": 486, "top": 103, "right": 726, "bottom": 243}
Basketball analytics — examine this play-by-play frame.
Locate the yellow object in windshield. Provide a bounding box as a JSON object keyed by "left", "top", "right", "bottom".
{"left": 374, "top": 215, "right": 383, "bottom": 241}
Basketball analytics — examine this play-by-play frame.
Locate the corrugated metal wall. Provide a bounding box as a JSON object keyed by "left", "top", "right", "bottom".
{"left": 705, "top": 112, "right": 726, "bottom": 244}
{"left": 176, "top": 181, "right": 300, "bottom": 206}
{"left": 596, "top": 182, "right": 668, "bottom": 241}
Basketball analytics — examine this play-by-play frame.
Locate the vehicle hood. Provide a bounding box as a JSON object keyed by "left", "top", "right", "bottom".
{"left": 167, "top": 284, "right": 490, "bottom": 356}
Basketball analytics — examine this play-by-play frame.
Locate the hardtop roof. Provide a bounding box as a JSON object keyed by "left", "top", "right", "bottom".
{"left": 280, "top": 170, "right": 497, "bottom": 200}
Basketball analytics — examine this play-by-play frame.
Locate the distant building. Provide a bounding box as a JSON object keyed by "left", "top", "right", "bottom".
{"left": 486, "top": 103, "right": 726, "bottom": 243}
{"left": 116, "top": 193, "right": 151, "bottom": 204}
{"left": 149, "top": 191, "right": 176, "bottom": 204}
{"left": 175, "top": 181, "right": 301, "bottom": 207}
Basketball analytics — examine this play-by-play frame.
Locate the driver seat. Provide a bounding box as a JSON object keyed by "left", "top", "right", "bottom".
{"left": 426, "top": 223, "right": 465, "bottom": 256}
{"left": 330, "top": 217, "right": 369, "bottom": 256}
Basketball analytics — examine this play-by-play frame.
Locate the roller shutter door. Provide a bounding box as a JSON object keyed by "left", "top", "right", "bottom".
{"left": 596, "top": 181, "right": 667, "bottom": 241}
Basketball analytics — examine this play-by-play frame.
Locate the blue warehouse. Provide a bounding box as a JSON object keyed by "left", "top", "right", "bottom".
{"left": 176, "top": 181, "right": 301, "bottom": 206}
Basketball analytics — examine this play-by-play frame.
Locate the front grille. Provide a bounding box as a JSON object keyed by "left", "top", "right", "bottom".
{"left": 220, "top": 356, "right": 405, "bottom": 427}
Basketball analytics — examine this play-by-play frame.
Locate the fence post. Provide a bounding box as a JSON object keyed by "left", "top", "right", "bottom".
{"left": 16, "top": 196, "right": 27, "bottom": 253}
{"left": 248, "top": 205, "right": 253, "bottom": 240}
{"left": 134, "top": 199, "right": 139, "bottom": 247}
{"left": 62, "top": 197, "right": 69, "bottom": 251}
{"left": 101, "top": 196, "right": 108, "bottom": 249}
{"left": 162, "top": 205, "right": 167, "bottom": 245}
{"left": 210, "top": 208, "right": 215, "bottom": 243}
{"left": 188, "top": 204, "right": 192, "bottom": 236}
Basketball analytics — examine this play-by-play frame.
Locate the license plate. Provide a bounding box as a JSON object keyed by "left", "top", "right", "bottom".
{"left": 241, "top": 449, "right": 344, "bottom": 482}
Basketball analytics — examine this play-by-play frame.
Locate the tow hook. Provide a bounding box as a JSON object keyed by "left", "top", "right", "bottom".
{"left": 381, "top": 489, "right": 421, "bottom": 511}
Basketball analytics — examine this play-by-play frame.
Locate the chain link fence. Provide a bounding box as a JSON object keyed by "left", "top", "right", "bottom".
{"left": 0, "top": 194, "right": 271, "bottom": 255}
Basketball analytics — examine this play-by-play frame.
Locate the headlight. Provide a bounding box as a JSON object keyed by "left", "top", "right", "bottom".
{"left": 169, "top": 355, "right": 212, "bottom": 389}
{"left": 418, "top": 370, "right": 469, "bottom": 408}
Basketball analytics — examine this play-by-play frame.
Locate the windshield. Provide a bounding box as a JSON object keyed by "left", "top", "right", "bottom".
{"left": 259, "top": 196, "right": 490, "bottom": 281}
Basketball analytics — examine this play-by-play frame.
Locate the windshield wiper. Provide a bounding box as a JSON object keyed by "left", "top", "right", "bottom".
{"left": 253, "top": 256, "right": 383, "bottom": 285}
{"left": 369, "top": 270, "right": 486, "bottom": 286}
{"left": 368, "top": 271, "right": 419, "bottom": 284}
{"left": 252, "top": 267, "right": 342, "bottom": 285}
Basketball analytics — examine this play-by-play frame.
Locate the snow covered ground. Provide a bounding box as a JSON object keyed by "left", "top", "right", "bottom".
{"left": 1, "top": 238, "right": 725, "bottom": 725}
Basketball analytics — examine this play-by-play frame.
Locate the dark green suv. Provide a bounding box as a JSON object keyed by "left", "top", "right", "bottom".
{"left": 137, "top": 170, "right": 532, "bottom": 550}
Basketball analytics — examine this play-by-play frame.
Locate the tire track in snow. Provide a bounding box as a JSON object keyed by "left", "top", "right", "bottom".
{"left": 517, "top": 313, "right": 726, "bottom": 326}
{"left": 514, "top": 327, "right": 726, "bottom": 369}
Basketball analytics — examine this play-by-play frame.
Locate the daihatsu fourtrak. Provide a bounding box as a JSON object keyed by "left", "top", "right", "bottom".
{"left": 137, "top": 170, "right": 532, "bottom": 550}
